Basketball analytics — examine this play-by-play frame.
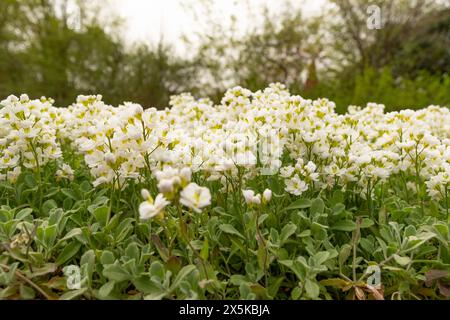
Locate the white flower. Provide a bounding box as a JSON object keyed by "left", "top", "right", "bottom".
{"left": 104, "top": 152, "right": 116, "bottom": 165}
{"left": 219, "top": 159, "right": 235, "bottom": 171}
{"left": 158, "top": 179, "right": 175, "bottom": 194}
{"left": 179, "top": 167, "right": 192, "bottom": 185}
{"left": 139, "top": 191, "right": 170, "bottom": 221}
{"left": 252, "top": 194, "right": 261, "bottom": 205}
{"left": 242, "top": 189, "right": 256, "bottom": 204}
{"left": 141, "top": 189, "right": 151, "bottom": 200}
{"left": 305, "top": 161, "right": 317, "bottom": 173}
{"left": 262, "top": 189, "right": 272, "bottom": 203}
{"left": 93, "top": 176, "right": 109, "bottom": 187}
{"left": 285, "top": 175, "right": 308, "bottom": 196}
{"left": 55, "top": 163, "right": 74, "bottom": 181}
{"left": 20, "top": 94, "right": 29, "bottom": 102}
{"left": 242, "top": 189, "right": 262, "bottom": 205}
{"left": 180, "top": 183, "right": 211, "bottom": 213}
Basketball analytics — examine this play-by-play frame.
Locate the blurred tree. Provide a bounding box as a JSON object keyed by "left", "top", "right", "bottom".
{"left": 329, "top": 0, "right": 449, "bottom": 80}
{"left": 0, "top": 0, "right": 196, "bottom": 108}
{"left": 0, "top": 0, "right": 24, "bottom": 95}
{"left": 393, "top": 7, "right": 450, "bottom": 77}
{"left": 0, "top": 0, "right": 123, "bottom": 105}
{"left": 183, "top": 0, "right": 330, "bottom": 101}
{"left": 119, "top": 42, "right": 198, "bottom": 108}
{"left": 235, "top": 10, "right": 327, "bottom": 92}
{"left": 322, "top": 0, "right": 450, "bottom": 110}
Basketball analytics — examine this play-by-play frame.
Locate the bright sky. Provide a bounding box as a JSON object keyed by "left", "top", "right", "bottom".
{"left": 112, "top": 0, "right": 327, "bottom": 52}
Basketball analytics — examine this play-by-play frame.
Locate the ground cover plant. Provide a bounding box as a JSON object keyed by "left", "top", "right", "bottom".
{"left": 0, "top": 83, "right": 449, "bottom": 300}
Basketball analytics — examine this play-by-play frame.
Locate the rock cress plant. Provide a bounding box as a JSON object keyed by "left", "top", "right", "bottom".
{"left": 0, "top": 83, "right": 449, "bottom": 300}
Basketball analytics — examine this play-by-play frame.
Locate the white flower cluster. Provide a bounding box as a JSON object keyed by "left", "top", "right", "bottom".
{"left": 57, "top": 95, "right": 161, "bottom": 188}
{"left": 0, "top": 94, "right": 63, "bottom": 182}
{"left": 243, "top": 189, "right": 272, "bottom": 206}
{"left": 139, "top": 166, "right": 211, "bottom": 220}
{"left": 2, "top": 84, "right": 450, "bottom": 202}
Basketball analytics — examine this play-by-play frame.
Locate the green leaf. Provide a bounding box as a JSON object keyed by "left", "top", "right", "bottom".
{"left": 257, "top": 246, "right": 269, "bottom": 271}
{"left": 339, "top": 244, "right": 352, "bottom": 267}
{"left": 44, "top": 224, "right": 58, "bottom": 248}
{"left": 332, "top": 203, "right": 346, "bottom": 215}
{"left": 406, "top": 232, "right": 435, "bottom": 251}
{"left": 101, "top": 251, "right": 115, "bottom": 265}
{"left": 80, "top": 181, "right": 92, "bottom": 193}
{"left": 305, "top": 278, "right": 320, "bottom": 299}
{"left": 24, "top": 174, "right": 36, "bottom": 188}
{"left": 283, "top": 198, "right": 312, "bottom": 211}
{"left": 151, "top": 235, "right": 169, "bottom": 262}
{"left": 429, "top": 223, "right": 448, "bottom": 246}
{"left": 149, "top": 261, "right": 165, "bottom": 280}
{"left": 0, "top": 209, "right": 13, "bottom": 222}
{"left": 239, "top": 282, "right": 255, "bottom": 299}
{"left": 61, "top": 188, "right": 79, "bottom": 201}
{"left": 102, "top": 263, "right": 131, "bottom": 282}
{"left": 16, "top": 208, "right": 33, "bottom": 220}
{"left": 3, "top": 263, "right": 18, "bottom": 283}
{"left": 378, "top": 207, "right": 387, "bottom": 225}
{"left": 331, "top": 220, "right": 356, "bottom": 232}
{"left": 200, "top": 238, "right": 209, "bottom": 260}
{"left": 280, "top": 223, "right": 297, "bottom": 244}
{"left": 80, "top": 250, "right": 95, "bottom": 278}
{"left": 359, "top": 238, "right": 374, "bottom": 253}
{"left": 63, "top": 198, "right": 73, "bottom": 211}
{"left": 267, "top": 176, "right": 283, "bottom": 194}
{"left": 393, "top": 254, "right": 411, "bottom": 266}
{"left": 330, "top": 190, "right": 344, "bottom": 206}
{"left": 104, "top": 213, "right": 122, "bottom": 232}
{"left": 291, "top": 286, "right": 302, "bottom": 299}
{"left": 93, "top": 206, "right": 109, "bottom": 227}
{"left": 320, "top": 278, "right": 350, "bottom": 289}
{"left": 170, "top": 265, "right": 197, "bottom": 292}
{"left": 0, "top": 181, "right": 14, "bottom": 191}
{"left": 114, "top": 218, "right": 134, "bottom": 242}
{"left": 144, "top": 291, "right": 167, "bottom": 300}
{"left": 59, "top": 228, "right": 82, "bottom": 242}
{"left": 299, "top": 230, "right": 311, "bottom": 237}
{"left": 125, "top": 242, "right": 140, "bottom": 261}
{"left": 313, "top": 251, "right": 330, "bottom": 266}
{"left": 132, "top": 276, "right": 161, "bottom": 295}
{"left": 165, "top": 256, "right": 182, "bottom": 275}
{"left": 268, "top": 277, "right": 284, "bottom": 298}
{"left": 433, "top": 223, "right": 448, "bottom": 239}
{"left": 20, "top": 285, "right": 35, "bottom": 299}
{"left": 98, "top": 281, "right": 115, "bottom": 298}
{"left": 2, "top": 220, "right": 19, "bottom": 238}
{"left": 310, "top": 198, "right": 325, "bottom": 215}
{"left": 59, "top": 288, "right": 87, "bottom": 300}
{"left": 219, "top": 224, "right": 245, "bottom": 239}
{"left": 42, "top": 200, "right": 58, "bottom": 216}
{"left": 311, "top": 222, "right": 328, "bottom": 240}
{"left": 56, "top": 242, "right": 81, "bottom": 266}
{"left": 361, "top": 218, "right": 374, "bottom": 228}
{"left": 279, "top": 260, "right": 307, "bottom": 281}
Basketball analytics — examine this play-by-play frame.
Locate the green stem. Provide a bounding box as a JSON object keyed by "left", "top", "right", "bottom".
{"left": 176, "top": 203, "right": 209, "bottom": 280}
{"left": 256, "top": 207, "right": 268, "bottom": 288}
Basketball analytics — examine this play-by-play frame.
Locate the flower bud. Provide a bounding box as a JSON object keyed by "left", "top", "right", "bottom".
{"left": 242, "top": 189, "right": 255, "bottom": 205}
{"left": 141, "top": 188, "right": 151, "bottom": 201}
{"left": 158, "top": 179, "right": 174, "bottom": 194}
{"left": 105, "top": 152, "right": 116, "bottom": 165}
{"left": 262, "top": 189, "right": 272, "bottom": 203}
{"left": 180, "top": 167, "right": 192, "bottom": 184}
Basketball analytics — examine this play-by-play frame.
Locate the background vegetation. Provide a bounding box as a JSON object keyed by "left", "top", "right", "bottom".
{"left": 0, "top": 0, "right": 449, "bottom": 111}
